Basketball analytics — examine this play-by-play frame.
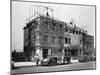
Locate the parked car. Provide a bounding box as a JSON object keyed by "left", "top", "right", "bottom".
{"left": 89, "top": 56, "right": 96, "bottom": 61}
{"left": 41, "top": 57, "right": 57, "bottom": 66}
{"left": 41, "top": 58, "right": 49, "bottom": 66}
{"left": 78, "top": 55, "right": 90, "bottom": 62}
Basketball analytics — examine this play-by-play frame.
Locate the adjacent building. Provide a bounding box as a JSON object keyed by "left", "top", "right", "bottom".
{"left": 64, "top": 21, "right": 87, "bottom": 60}
{"left": 12, "top": 50, "right": 26, "bottom": 62}
{"left": 83, "top": 34, "right": 94, "bottom": 57}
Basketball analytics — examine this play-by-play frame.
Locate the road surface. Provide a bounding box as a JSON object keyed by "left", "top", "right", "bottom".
{"left": 11, "top": 61, "right": 96, "bottom": 74}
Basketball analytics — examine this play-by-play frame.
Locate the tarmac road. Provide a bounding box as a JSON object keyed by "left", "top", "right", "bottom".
{"left": 11, "top": 61, "right": 96, "bottom": 74}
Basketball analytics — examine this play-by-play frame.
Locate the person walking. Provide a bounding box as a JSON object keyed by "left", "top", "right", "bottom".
{"left": 36, "top": 54, "right": 39, "bottom": 67}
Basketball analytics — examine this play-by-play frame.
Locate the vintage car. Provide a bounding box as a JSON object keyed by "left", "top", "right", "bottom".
{"left": 41, "top": 57, "right": 57, "bottom": 66}
{"left": 78, "top": 55, "right": 90, "bottom": 62}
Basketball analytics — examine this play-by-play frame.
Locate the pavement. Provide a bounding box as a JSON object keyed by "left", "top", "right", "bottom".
{"left": 11, "top": 61, "right": 96, "bottom": 74}
{"left": 14, "top": 62, "right": 36, "bottom": 67}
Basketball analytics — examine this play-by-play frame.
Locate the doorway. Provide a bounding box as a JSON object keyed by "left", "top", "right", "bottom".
{"left": 71, "top": 50, "right": 78, "bottom": 56}
{"left": 43, "top": 49, "right": 48, "bottom": 59}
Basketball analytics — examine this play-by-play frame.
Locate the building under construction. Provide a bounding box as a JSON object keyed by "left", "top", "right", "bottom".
{"left": 23, "top": 5, "right": 94, "bottom": 63}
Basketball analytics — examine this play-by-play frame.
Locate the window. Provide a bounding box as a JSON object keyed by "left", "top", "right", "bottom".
{"left": 43, "top": 35, "right": 48, "bottom": 42}
{"left": 65, "top": 49, "right": 67, "bottom": 53}
{"left": 53, "top": 23, "right": 57, "bottom": 31}
{"left": 59, "top": 37, "right": 62, "bottom": 43}
{"left": 76, "top": 31, "right": 78, "bottom": 35}
{"left": 51, "top": 25, "right": 55, "bottom": 30}
{"left": 65, "top": 38, "right": 71, "bottom": 44}
{"left": 73, "top": 30, "right": 75, "bottom": 34}
{"left": 43, "top": 21, "right": 49, "bottom": 29}
{"left": 49, "top": 23, "right": 56, "bottom": 31}
{"left": 45, "top": 21, "right": 48, "bottom": 24}
{"left": 46, "top": 22, "right": 50, "bottom": 29}
{"left": 80, "top": 49, "right": 81, "bottom": 55}
{"left": 69, "top": 38, "right": 71, "bottom": 44}
{"left": 79, "top": 31, "right": 81, "bottom": 35}
{"left": 64, "top": 49, "right": 71, "bottom": 57}
{"left": 59, "top": 24, "right": 63, "bottom": 31}
{"left": 80, "top": 40, "right": 82, "bottom": 44}
{"left": 65, "top": 29, "right": 68, "bottom": 32}
{"left": 70, "top": 22, "right": 73, "bottom": 25}
{"left": 87, "top": 45, "right": 88, "bottom": 49}
{"left": 69, "top": 30, "right": 72, "bottom": 33}
{"left": 51, "top": 36, "right": 56, "bottom": 43}
{"left": 65, "top": 38, "right": 68, "bottom": 43}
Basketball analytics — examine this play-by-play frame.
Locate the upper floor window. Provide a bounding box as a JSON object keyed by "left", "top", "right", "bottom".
{"left": 59, "top": 24, "right": 63, "bottom": 31}
{"left": 51, "top": 36, "right": 56, "bottom": 43}
{"left": 69, "top": 38, "right": 71, "bottom": 44}
{"left": 65, "top": 38, "right": 68, "bottom": 43}
{"left": 43, "top": 35, "right": 48, "bottom": 42}
{"left": 65, "top": 29, "right": 68, "bottom": 32}
{"left": 53, "top": 23, "right": 57, "bottom": 31}
{"left": 73, "top": 30, "right": 75, "bottom": 34}
{"left": 64, "top": 37, "right": 71, "bottom": 44}
{"left": 80, "top": 40, "right": 82, "bottom": 44}
{"left": 43, "top": 21, "right": 49, "bottom": 29}
{"left": 51, "top": 24, "right": 55, "bottom": 31}
{"left": 69, "top": 30, "right": 72, "bottom": 33}
{"left": 49, "top": 22, "right": 56, "bottom": 31}
{"left": 59, "top": 37, "right": 63, "bottom": 43}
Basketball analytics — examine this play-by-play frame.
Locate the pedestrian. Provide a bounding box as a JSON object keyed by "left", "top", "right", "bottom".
{"left": 36, "top": 54, "right": 39, "bottom": 67}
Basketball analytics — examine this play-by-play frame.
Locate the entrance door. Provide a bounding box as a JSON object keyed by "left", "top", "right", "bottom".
{"left": 71, "top": 50, "right": 78, "bottom": 56}
{"left": 43, "top": 49, "right": 48, "bottom": 59}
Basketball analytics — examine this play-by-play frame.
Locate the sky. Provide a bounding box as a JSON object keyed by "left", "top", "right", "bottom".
{"left": 12, "top": 1, "right": 95, "bottom": 52}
